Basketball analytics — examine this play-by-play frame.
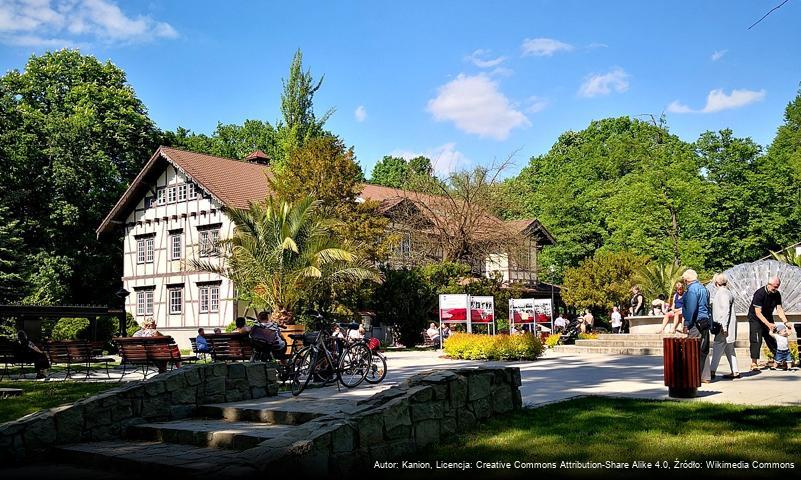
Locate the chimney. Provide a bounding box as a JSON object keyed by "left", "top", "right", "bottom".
{"left": 244, "top": 150, "right": 270, "bottom": 165}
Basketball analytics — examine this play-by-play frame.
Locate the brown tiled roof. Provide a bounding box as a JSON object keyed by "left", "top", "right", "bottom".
{"left": 160, "top": 147, "right": 272, "bottom": 209}
{"left": 97, "top": 147, "right": 554, "bottom": 246}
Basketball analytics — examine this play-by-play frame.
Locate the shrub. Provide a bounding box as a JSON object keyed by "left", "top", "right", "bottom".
{"left": 578, "top": 332, "right": 599, "bottom": 340}
{"left": 545, "top": 333, "right": 561, "bottom": 348}
{"left": 372, "top": 267, "right": 436, "bottom": 348}
{"left": 763, "top": 343, "right": 799, "bottom": 364}
{"left": 444, "top": 333, "right": 544, "bottom": 361}
{"left": 51, "top": 317, "right": 91, "bottom": 340}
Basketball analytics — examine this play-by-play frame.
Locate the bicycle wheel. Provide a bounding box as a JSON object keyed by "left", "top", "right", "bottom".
{"left": 364, "top": 351, "right": 387, "bottom": 384}
{"left": 290, "top": 347, "right": 315, "bottom": 396}
{"left": 338, "top": 342, "right": 370, "bottom": 388}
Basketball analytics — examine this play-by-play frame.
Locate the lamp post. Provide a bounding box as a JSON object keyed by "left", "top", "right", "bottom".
{"left": 115, "top": 287, "right": 130, "bottom": 337}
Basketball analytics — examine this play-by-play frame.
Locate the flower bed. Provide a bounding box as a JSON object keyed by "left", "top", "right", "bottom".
{"left": 444, "top": 333, "right": 544, "bottom": 360}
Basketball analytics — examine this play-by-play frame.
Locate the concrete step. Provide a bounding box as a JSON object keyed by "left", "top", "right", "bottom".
{"left": 553, "top": 345, "right": 752, "bottom": 357}
{"left": 196, "top": 394, "right": 363, "bottom": 425}
{"left": 55, "top": 440, "right": 240, "bottom": 476}
{"left": 125, "top": 419, "right": 296, "bottom": 450}
{"left": 574, "top": 339, "right": 750, "bottom": 348}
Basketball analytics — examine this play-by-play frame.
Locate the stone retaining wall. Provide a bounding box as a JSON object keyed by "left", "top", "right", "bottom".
{"left": 0, "top": 362, "right": 279, "bottom": 463}
{"left": 215, "top": 366, "right": 523, "bottom": 477}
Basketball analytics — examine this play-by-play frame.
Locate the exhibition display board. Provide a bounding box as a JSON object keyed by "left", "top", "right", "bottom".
{"left": 438, "top": 294, "right": 496, "bottom": 336}
{"left": 509, "top": 298, "right": 553, "bottom": 333}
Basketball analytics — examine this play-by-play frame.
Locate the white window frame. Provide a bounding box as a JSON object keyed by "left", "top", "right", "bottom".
{"left": 199, "top": 230, "right": 220, "bottom": 257}
{"left": 137, "top": 239, "right": 146, "bottom": 264}
{"left": 170, "top": 234, "right": 182, "bottom": 260}
{"left": 167, "top": 186, "right": 176, "bottom": 203}
{"left": 136, "top": 290, "right": 154, "bottom": 316}
{"left": 168, "top": 288, "right": 183, "bottom": 314}
{"left": 178, "top": 184, "right": 187, "bottom": 202}
{"left": 157, "top": 188, "right": 165, "bottom": 205}
{"left": 145, "top": 237, "right": 154, "bottom": 263}
{"left": 199, "top": 285, "right": 220, "bottom": 313}
{"left": 188, "top": 183, "right": 197, "bottom": 199}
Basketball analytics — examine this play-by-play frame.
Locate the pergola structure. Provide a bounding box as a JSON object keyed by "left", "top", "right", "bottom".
{"left": 0, "top": 304, "right": 127, "bottom": 340}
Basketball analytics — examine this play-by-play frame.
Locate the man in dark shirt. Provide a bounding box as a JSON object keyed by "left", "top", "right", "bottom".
{"left": 747, "top": 277, "right": 789, "bottom": 371}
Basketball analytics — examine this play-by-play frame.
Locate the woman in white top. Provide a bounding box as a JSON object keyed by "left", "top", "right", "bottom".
{"left": 610, "top": 307, "right": 623, "bottom": 334}
{"left": 709, "top": 273, "right": 740, "bottom": 379}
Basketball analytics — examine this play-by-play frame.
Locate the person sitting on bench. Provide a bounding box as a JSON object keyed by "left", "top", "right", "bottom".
{"left": 15, "top": 331, "right": 50, "bottom": 379}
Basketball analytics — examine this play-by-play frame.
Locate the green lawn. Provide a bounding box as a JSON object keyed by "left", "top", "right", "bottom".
{"left": 411, "top": 397, "right": 800, "bottom": 478}
{"left": 0, "top": 381, "right": 116, "bottom": 424}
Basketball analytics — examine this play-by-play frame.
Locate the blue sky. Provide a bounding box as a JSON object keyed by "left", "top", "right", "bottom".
{"left": 1, "top": 0, "right": 800, "bottom": 178}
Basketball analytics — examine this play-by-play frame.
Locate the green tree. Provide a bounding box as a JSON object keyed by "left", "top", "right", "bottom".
{"left": 0, "top": 50, "right": 160, "bottom": 304}
{"left": 193, "top": 197, "right": 381, "bottom": 325}
{"left": 561, "top": 250, "right": 646, "bottom": 311}
{"left": 635, "top": 261, "right": 687, "bottom": 303}
{"left": 370, "top": 155, "right": 436, "bottom": 188}
{"left": 0, "top": 205, "right": 25, "bottom": 303}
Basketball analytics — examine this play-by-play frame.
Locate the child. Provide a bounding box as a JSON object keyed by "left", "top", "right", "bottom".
{"left": 772, "top": 322, "right": 792, "bottom": 370}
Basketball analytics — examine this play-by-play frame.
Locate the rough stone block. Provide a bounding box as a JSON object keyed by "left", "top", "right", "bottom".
{"left": 171, "top": 386, "right": 197, "bottom": 405}
{"left": 413, "top": 419, "right": 440, "bottom": 448}
{"left": 449, "top": 377, "right": 468, "bottom": 407}
{"left": 267, "top": 383, "right": 279, "bottom": 397}
{"left": 169, "top": 405, "right": 195, "bottom": 420}
{"left": 111, "top": 403, "right": 134, "bottom": 422}
{"left": 467, "top": 373, "right": 492, "bottom": 401}
{"left": 441, "top": 416, "right": 457, "bottom": 436}
{"left": 456, "top": 409, "right": 476, "bottom": 431}
{"left": 410, "top": 402, "right": 444, "bottom": 422}
{"left": 141, "top": 397, "right": 171, "bottom": 419}
{"left": 23, "top": 415, "right": 56, "bottom": 449}
{"left": 266, "top": 367, "right": 279, "bottom": 383}
{"left": 164, "top": 372, "right": 187, "bottom": 392}
{"left": 227, "top": 363, "right": 247, "bottom": 380}
{"left": 512, "top": 390, "right": 523, "bottom": 409}
{"left": 184, "top": 368, "right": 202, "bottom": 386}
{"left": 246, "top": 364, "right": 268, "bottom": 387}
{"left": 381, "top": 397, "right": 411, "bottom": 432}
{"left": 250, "top": 386, "right": 267, "bottom": 398}
{"left": 331, "top": 423, "right": 357, "bottom": 453}
{"left": 385, "top": 424, "right": 412, "bottom": 440}
{"left": 491, "top": 387, "right": 514, "bottom": 414}
{"left": 144, "top": 380, "right": 166, "bottom": 396}
{"left": 471, "top": 397, "right": 492, "bottom": 420}
{"left": 357, "top": 412, "right": 384, "bottom": 445}
{"left": 408, "top": 386, "right": 434, "bottom": 403}
{"left": 202, "top": 377, "right": 225, "bottom": 399}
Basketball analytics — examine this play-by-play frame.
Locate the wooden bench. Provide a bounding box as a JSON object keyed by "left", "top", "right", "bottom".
{"left": 113, "top": 336, "right": 182, "bottom": 379}
{"left": 206, "top": 333, "right": 253, "bottom": 362}
{"left": 0, "top": 337, "right": 39, "bottom": 380}
{"left": 45, "top": 340, "right": 114, "bottom": 380}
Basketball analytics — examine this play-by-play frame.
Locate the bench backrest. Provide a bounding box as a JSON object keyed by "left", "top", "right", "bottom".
{"left": 46, "top": 340, "right": 93, "bottom": 364}
{"left": 114, "top": 336, "right": 177, "bottom": 364}
{"left": 206, "top": 333, "right": 252, "bottom": 361}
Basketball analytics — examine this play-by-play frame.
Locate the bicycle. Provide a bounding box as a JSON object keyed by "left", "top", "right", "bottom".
{"left": 364, "top": 337, "right": 387, "bottom": 384}
{"left": 290, "top": 319, "right": 371, "bottom": 396}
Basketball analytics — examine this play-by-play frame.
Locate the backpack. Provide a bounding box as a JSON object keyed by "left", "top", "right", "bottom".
{"left": 250, "top": 323, "right": 286, "bottom": 351}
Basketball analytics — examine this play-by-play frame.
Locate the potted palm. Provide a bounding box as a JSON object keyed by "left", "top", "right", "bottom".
{"left": 193, "top": 196, "right": 382, "bottom": 333}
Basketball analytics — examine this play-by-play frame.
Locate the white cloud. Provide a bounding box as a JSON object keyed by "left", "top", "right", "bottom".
{"left": 390, "top": 143, "right": 468, "bottom": 177}
{"left": 354, "top": 105, "right": 367, "bottom": 122}
{"left": 521, "top": 37, "right": 574, "bottom": 57}
{"left": 667, "top": 88, "right": 766, "bottom": 114}
{"left": 465, "top": 49, "right": 507, "bottom": 68}
{"left": 711, "top": 49, "right": 727, "bottom": 61}
{"left": 526, "top": 96, "right": 549, "bottom": 113}
{"left": 427, "top": 73, "right": 530, "bottom": 140}
{"left": 578, "top": 68, "right": 630, "bottom": 97}
{"left": 587, "top": 42, "right": 608, "bottom": 49}
{"left": 0, "top": 0, "right": 178, "bottom": 46}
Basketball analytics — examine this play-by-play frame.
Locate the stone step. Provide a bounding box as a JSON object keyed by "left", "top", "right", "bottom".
{"left": 125, "top": 419, "right": 297, "bottom": 450}
{"left": 197, "top": 394, "right": 363, "bottom": 425}
{"left": 56, "top": 440, "right": 240, "bottom": 476}
{"left": 553, "top": 345, "right": 752, "bottom": 357}
{"left": 574, "top": 339, "right": 750, "bottom": 348}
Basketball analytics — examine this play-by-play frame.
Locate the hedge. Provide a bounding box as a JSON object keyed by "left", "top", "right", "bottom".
{"left": 443, "top": 333, "right": 544, "bottom": 361}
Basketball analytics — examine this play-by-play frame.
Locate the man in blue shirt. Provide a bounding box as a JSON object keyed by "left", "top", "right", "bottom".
{"left": 681, "top": 269, "right": 712, "bottom": 383}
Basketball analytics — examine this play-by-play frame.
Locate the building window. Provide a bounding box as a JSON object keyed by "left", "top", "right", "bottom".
{"left": 136, "top": 290, "right": 154, "bottom": 316}
{"left": 167, "top": 186, "right": 176, "bottom": 203}
{"left": 170, "top": 234, "right": 182, "bottom": 260}
{"left": 178, "top": 184, "right": 187, "bottom": 202}
{"left": 169, "top": 288, "right": 183, "bottom": 314}
{"left": 145, "top": 197, "right": 155, "bottom": 209}
{"left": 157, "top": 188, "right": 165, "bottom": 205}
{"left": 199, "top": 230, "right": 220, "bottom": 257}
{"left": 199, "top": 285, "right": 220, "bottom": 313}
{"left": 399, "top": 234, "right": 412, "bottom": 257}
{"left": 137, "top": 237, "right": 155, "bottom": 264}
{"left": 188, "top": 183, "right": 197, "bottom": 199}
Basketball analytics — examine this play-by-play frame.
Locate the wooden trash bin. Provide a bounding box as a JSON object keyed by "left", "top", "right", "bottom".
{"left": 282, "top": 324, "right": 305, "bottom": 355}
{"left": 663, "top": 337, "right": 701, "bottom": 398}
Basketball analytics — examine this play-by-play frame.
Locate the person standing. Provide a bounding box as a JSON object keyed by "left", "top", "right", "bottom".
{"left": 610, "top": 306, "right": 623, "bottom": 334}
{"left": 748, "top": 277, "right": 788, "bottom": 371}
{"left": 681, "top": 269, "right": 712, "bottom": 383}
{"left": 630, "top": 286, "right": 645, "bottom": 316}
{"left": 710, "top": 273, "right": 739, "bottom": 379}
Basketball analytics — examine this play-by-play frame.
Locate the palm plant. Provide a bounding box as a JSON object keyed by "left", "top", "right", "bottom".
{"left": 192, "top": 196, "right": 382, "bottom": 324}
{"left": 770, "top": 248, "right": 801, "bottom": 268}
{"left": 635, "top": 261, "right": 687, "bottom": 302}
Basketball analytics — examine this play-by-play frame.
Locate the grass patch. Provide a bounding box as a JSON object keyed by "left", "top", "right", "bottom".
{"left": 0, "top": 381, "right": 116, "bottom": 424}
{"left": 411, "top": 397, "right": 801, "bottom": 477}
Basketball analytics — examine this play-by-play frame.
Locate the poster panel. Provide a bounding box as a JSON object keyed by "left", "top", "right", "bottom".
{"left": 439, "top": 294, "right": 469, "bottom": 323}
{"left": 469, "top": 296, "right": 495, "bottom": 323}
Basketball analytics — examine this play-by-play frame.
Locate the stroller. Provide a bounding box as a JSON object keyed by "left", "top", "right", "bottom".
{"left": 558, "top": 318, "right": 583, "bottom": 345}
